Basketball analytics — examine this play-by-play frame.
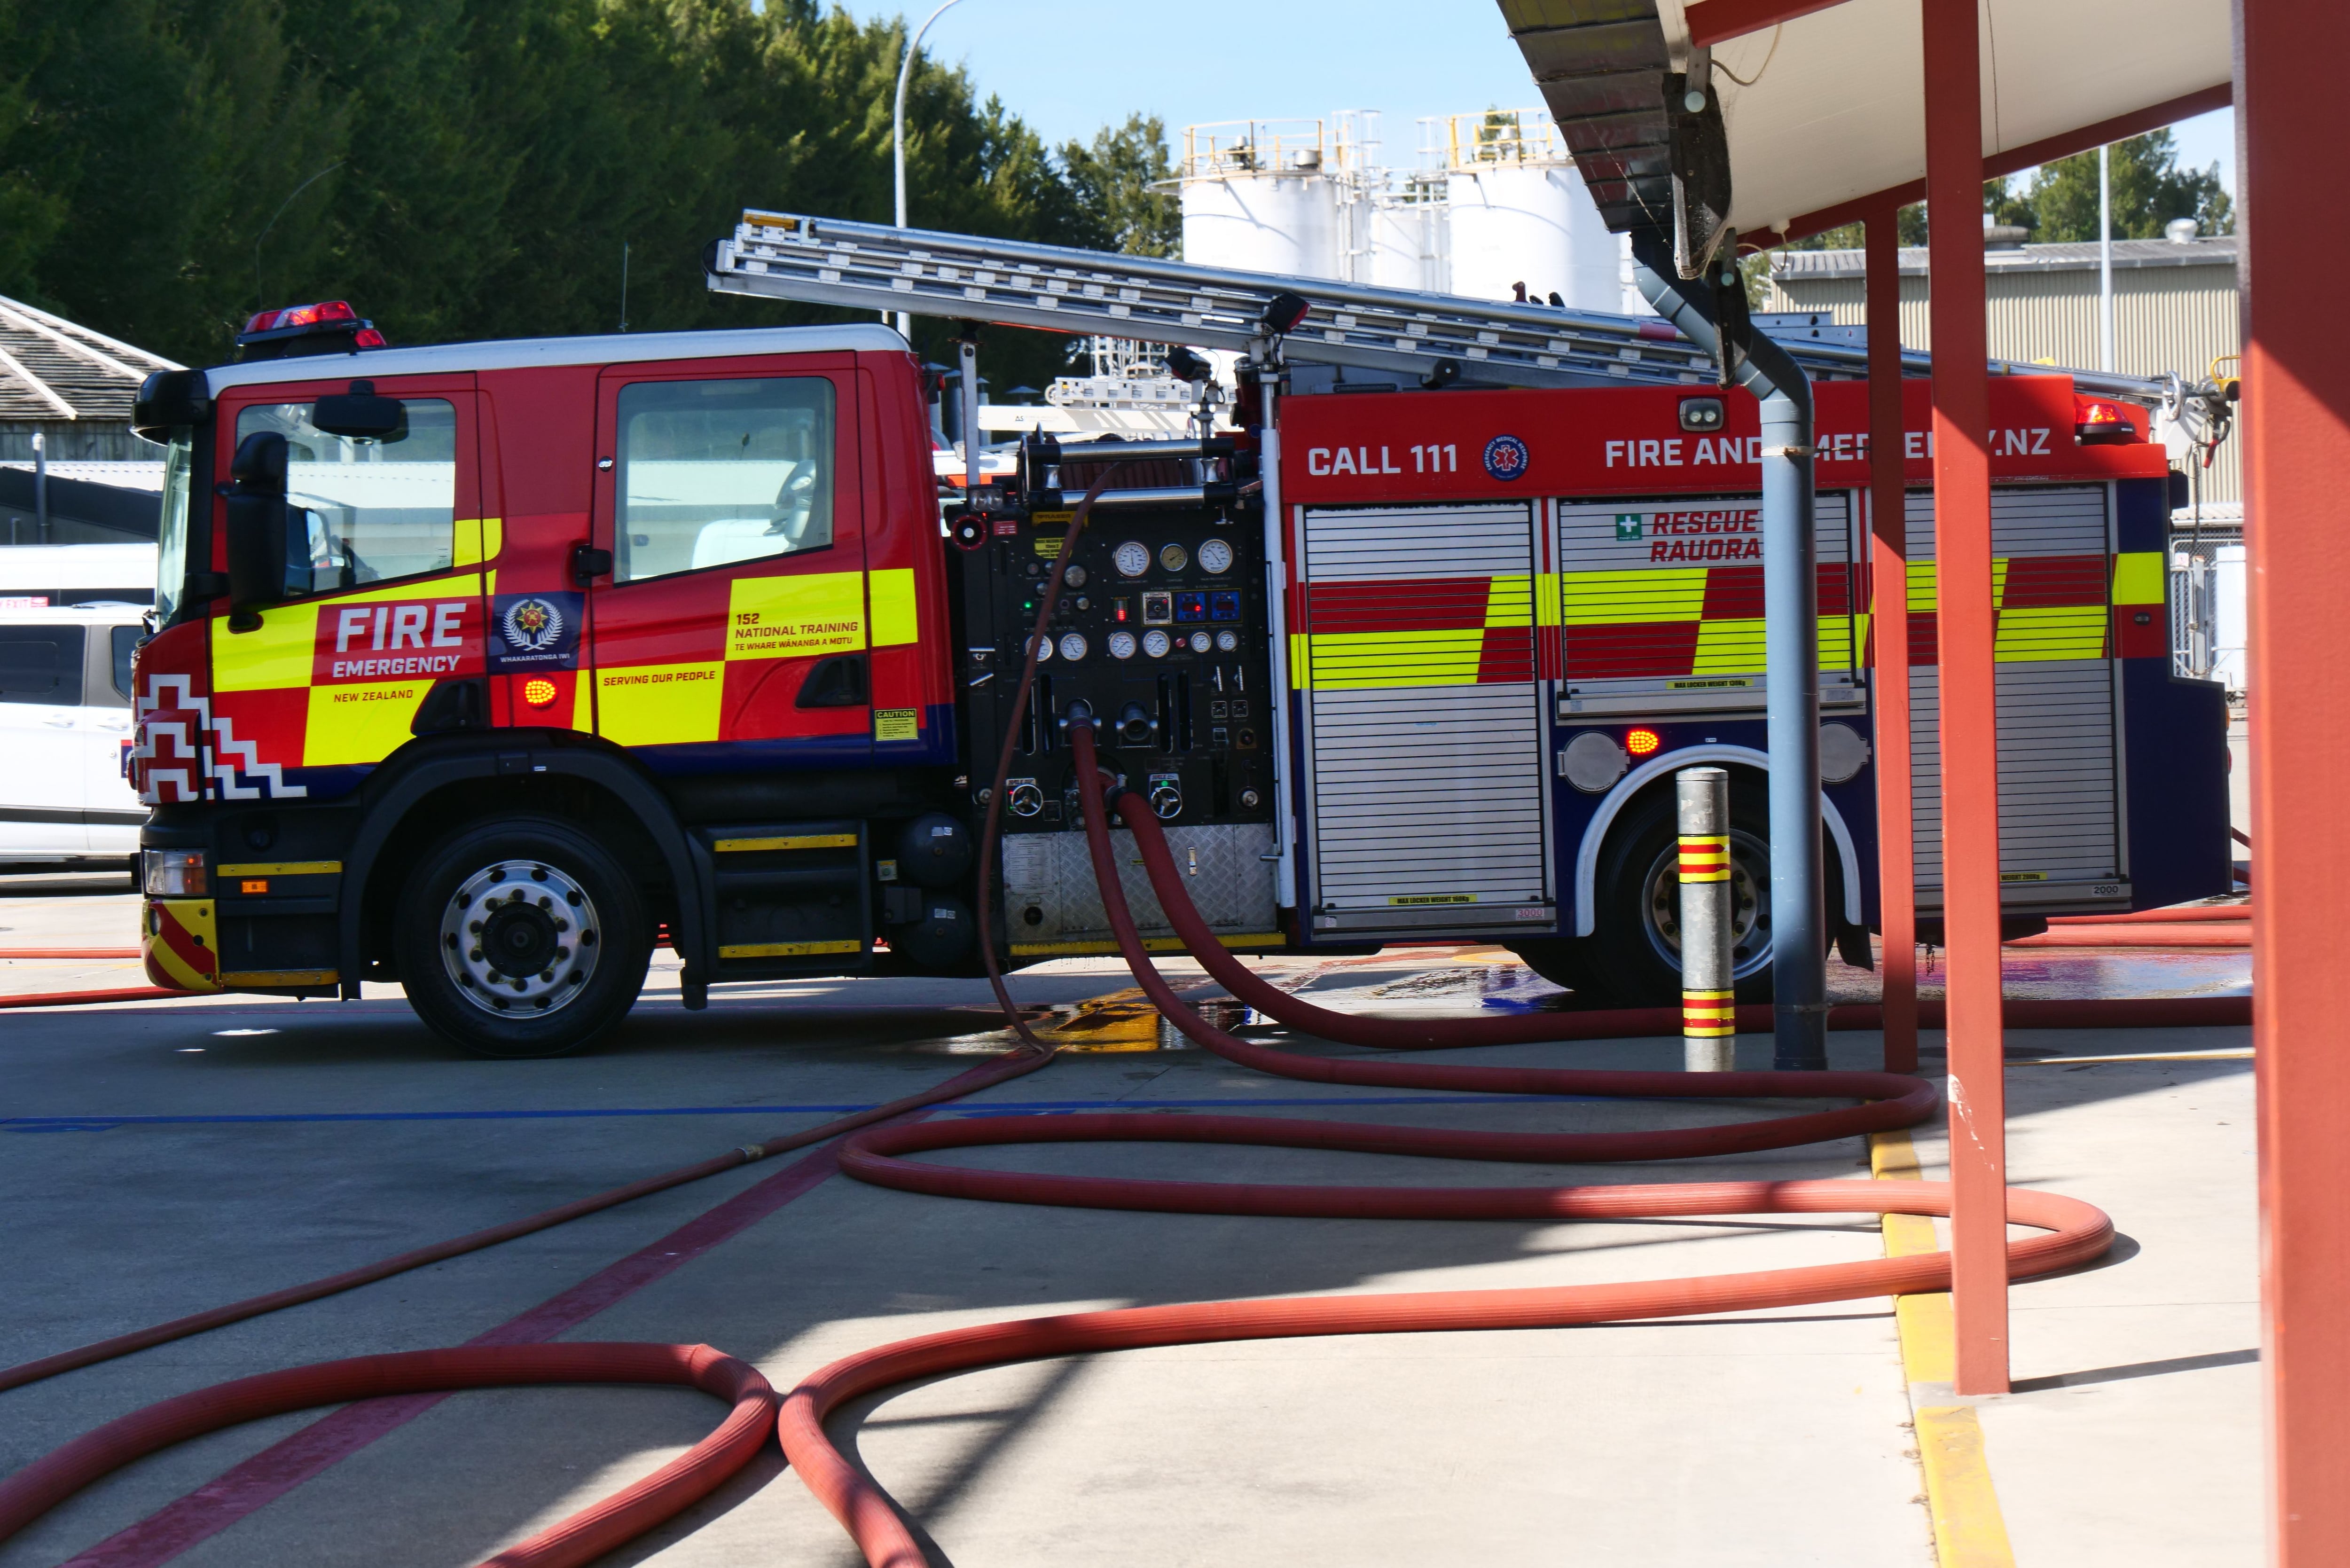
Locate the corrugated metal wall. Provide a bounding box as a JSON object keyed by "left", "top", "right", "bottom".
{"left": 1767, "top": 261, "right": 2240, "bottom": 503}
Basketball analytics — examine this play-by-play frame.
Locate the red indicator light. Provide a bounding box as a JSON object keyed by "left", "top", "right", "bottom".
{"left": 1626, "top": 728, "right": 1662, "bottom": 756}
{"left": 2074, "top": 398, "right": 2137, "bottom": 445}
{"left": 352, "top": 327, "right": 387, "bottom": 349}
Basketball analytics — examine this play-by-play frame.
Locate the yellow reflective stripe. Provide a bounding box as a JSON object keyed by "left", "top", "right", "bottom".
{"left": 213, "top": 603, "right": 321, "bottom": 691}
{"left": 2112, "top": 550, "right": 2164, "bottom": 605}
{"left": 1906, "top": 559, "right": 1937, "bottom": 614}
{"left": 222, "top": 968, "right": 338, "bottom": 988}
{"left": 870, "top": 568, "right": 919, "bottom": 647}
{"left": 144, "top": 898, "right": 223, "bottom": 993}
{"left": 726, "top": 571, "right": 867, "bottom": 660}
{"left": 305, "top": 680, "right": 432, "bottom": 766}
{"left": 333, "top": 572, "right": 481, "bottom": 606}
{"left": 1563, "top": 567, "right": 1708, "bottom": 625}
{"left": 1303, "top": 629, "right": 1484, "bottom": 689}
{"left": 720, "top": 939, "right": 861, "bottom": 958}
{"left": 714, "top": 834, "right": 858, "bottom": 852}
{"left": 1818, "top": 614, "right": 1855, "bottom": 668}
{"left": 1288, "top": 631, "right": 1311, "bottom": 687}
{"left": 1534, "top": 572, "right": 1561, "bottom": 628}
{"left": 451, "top": 518, "right": 502, "bottom": 567}
{"left": 217, "top": 861, "right": 340, "bottom": 877}
{"left": 1994, "top": 605, "right": 2107, "bottom": 662}
{"left": 1483, "top": 573, "right": 1533, "bottom": 627}
{"left": 596, "top": 662, "right": 723, "bottom": 744}
{"left": 1905, "top": 558, "right": 2012, "bottom": 609}
{"left": 1691, "top": 618, "right": 1764, "bottom": 674}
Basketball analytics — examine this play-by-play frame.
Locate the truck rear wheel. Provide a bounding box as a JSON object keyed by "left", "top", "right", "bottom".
{"left": 394, "top": 815, "right": 652, "bottom": 1058}
{"left": 1512, "top": 788, "right": 1778, "bottom": 1009}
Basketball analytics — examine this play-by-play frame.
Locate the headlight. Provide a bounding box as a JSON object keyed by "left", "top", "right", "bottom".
{"left": 144, "top": 848, "right": 208, "bottom": 897}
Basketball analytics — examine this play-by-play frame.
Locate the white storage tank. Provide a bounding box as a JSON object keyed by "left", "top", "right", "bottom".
{"left": 1179, "top": 121, "right": 1343, "bottom": 281}
{"left": 1363, "top": 184, "right": 1447, "bottom": 293}
{"left": 1439, "top": 110, "right": 1619, "bottom": 311}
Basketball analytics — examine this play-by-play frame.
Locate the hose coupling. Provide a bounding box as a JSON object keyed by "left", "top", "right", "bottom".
{"left": 737, "top": 1144, "right": 769, "bottom": 1162}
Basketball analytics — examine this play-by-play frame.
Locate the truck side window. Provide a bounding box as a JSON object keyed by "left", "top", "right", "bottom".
{"left": 614, "top": 376, "right": 835, "bottom": 583}
{"left": 0, "top": 625, "right": 86, "bottom": 706}
{"left": 233, "top": 399, "right": 458, "bottom": 594}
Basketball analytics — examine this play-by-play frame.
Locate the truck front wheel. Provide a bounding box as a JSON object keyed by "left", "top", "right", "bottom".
{"left": 393, "top": 815, "right": 653, "bottom": 1058}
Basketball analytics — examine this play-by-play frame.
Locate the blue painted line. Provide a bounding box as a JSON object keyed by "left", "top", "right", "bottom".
{"left": 0, "top": 1092, "right": 1616, "bottom": 1132}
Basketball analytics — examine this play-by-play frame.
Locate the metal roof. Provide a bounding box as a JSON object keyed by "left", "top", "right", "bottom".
{"left": 0, "top": 295, "right": 179, "bottom": 423}
{"left": 1497, "top": 0, "right": 2232, "bottom": 244}
{"left": 1774, "top": 233, "right": 2239, "bottom": 280}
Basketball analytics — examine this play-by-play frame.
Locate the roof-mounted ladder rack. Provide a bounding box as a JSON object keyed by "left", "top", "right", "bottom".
{"left": 705, "top": 210, "right": 2180, "bottom": 405}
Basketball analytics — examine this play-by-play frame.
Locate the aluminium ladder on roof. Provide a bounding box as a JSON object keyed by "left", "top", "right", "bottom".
{"left": 704, "top": 210, "right": 2179, "bottom": 405}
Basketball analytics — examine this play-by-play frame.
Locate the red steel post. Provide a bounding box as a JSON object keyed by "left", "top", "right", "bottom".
{"left": 1919, "top": 0, "right": 2007, "bottom": 1394}
{"left": 1865, "top": 207, "right": 1918, "bottom": 1075}
{"left": 2242, "top": 1, "right": 2350, "bottom": 1557}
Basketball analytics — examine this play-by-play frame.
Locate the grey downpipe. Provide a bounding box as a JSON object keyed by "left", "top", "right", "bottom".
{"left": 1629, "top": 229, "right": 1826, "bottom": 1071}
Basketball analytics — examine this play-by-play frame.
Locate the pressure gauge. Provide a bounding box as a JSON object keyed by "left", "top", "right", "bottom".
{"left": 1058, "top": 632, "right": 1087, "bottom": 662}
{"left": 1197, "top": 538, "right": 1235, "bottom": 574}
{"left": 1143, "top": 628, "right": 1172, "bottom": 658}
{"left": 1188, "top": 630, "right": 1213, "bottom": 654}
{"left": 1159, "top": 542, "right": 1189, "bottom": 572}
{"left": 1062, "top": 564, "right": 1088, "bottom": 588}
{"left": 1113, "top": 540, "right": 1150, "bottom": 577}
{"left": 1215, "top": 629, "right": 1239, "bottom": 652}
{"left": 1026, "top": 634, "right": 1053, "bottom": 662}
{"left": 1107, "top": 630, "right": 1137, "bottom": 660}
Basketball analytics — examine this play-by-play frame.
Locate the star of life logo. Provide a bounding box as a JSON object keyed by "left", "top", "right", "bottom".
{"left": 1481, "top": 433, "right": 1530, "bottom": 483}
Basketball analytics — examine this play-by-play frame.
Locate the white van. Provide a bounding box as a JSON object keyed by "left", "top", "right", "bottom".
{"left": 0, "top": 604, "right": 150, "bottom": 871}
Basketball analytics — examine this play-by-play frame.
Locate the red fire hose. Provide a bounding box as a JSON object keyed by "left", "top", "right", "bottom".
{"left": 761, "top": 722, "right": 2115, "bottom": 1568}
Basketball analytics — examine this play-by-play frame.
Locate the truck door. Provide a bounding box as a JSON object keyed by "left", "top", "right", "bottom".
{"left": 585, "top": 360, "right": 869, "bottom": 763}
{"left": 206, "top": 376, "right": 485, "bottom": 793}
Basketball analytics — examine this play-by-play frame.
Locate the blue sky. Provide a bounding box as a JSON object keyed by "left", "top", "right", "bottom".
{"left": 822, "top": 0, "right": 2235, "bottom": 194}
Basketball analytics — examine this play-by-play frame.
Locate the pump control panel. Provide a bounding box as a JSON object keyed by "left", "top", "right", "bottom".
{"left": 954, "top": 504, "right": 1275, "bottom": 839}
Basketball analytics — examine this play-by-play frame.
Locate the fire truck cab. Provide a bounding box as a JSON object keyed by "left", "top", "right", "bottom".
{"left": 125, "top": 300, "right": 2230, "bottom": 1055}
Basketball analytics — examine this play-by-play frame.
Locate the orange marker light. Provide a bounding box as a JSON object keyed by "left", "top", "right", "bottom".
{"left": 1626, "top": 727, "right": 1662, "bottom": 756}
{"left": 240, "top": 879, "right": 268, "bottom": 895}
{"left": 523, "top": 679, "right": 559, "bottom": 708}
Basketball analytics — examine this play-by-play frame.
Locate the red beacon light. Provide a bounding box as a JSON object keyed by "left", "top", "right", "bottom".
{"left": 234, "top": 299, "right": 389, "bottom": 362}
{"left": 2074, "top": 397, "right": 2138, "bottom": 446}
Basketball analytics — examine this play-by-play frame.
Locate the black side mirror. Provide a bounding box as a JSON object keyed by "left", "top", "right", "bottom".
{"left": 311, "top": 382, "right": 406, "bottom": 442}
{"left": 224, "top": 431, "right": 292, "bottom": 626}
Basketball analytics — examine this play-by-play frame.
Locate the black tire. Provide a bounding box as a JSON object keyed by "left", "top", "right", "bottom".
{"left": 393, "top": 815, "right": 653, "bottom": 1058}
{"left": 1541, "top": 787, "right": 1781, "bottom": 1008}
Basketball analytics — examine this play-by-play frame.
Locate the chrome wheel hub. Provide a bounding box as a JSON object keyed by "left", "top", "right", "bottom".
{"left": 1640, "top": 828, "right": 1772, "bottom": 981}
{"left": 439, "top": 861, "right": 599, "bottom": 1016}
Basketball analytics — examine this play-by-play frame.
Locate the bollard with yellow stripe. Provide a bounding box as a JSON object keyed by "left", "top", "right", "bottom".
{"left": 1675, "top": 769, "right": 1737, "bottom": 1072}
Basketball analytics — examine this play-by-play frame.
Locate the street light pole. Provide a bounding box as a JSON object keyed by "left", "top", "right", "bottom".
{"left": 893, "top": 0, "right": 967, "bottom": 338}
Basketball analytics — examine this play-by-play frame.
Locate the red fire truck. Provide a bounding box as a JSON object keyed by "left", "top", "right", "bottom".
{"left": 123, "top": 228, "right": 2228, "bottom": 1055}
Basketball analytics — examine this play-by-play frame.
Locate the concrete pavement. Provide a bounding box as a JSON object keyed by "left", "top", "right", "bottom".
{"left": 0, "top": 927, "right": 2259, "bottom": 1566}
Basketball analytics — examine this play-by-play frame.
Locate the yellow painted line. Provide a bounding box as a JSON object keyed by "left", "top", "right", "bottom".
{"left": 1872, "top": 1129, "right": 2015, "bottom": 1567}
{"left": 2020, "top": 1048, "right": 2252, "bottom": 1065}
{"left": 1915, "top": 1406, "right": 2017, "bottom": 1565}
{"left": 216, "top": 861, "right": 341, "bottom": 878}
{"left": 713, "top": 834, "right": 858, "bottom": 853}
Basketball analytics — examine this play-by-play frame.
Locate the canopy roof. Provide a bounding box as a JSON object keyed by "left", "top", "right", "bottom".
{"left": 1497, "top": 0, "right": 2231, "bottom": 246}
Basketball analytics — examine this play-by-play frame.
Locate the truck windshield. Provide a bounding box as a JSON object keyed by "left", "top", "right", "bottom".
{"left": 154, "top": 431, "right": 194, "bottom": 625}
